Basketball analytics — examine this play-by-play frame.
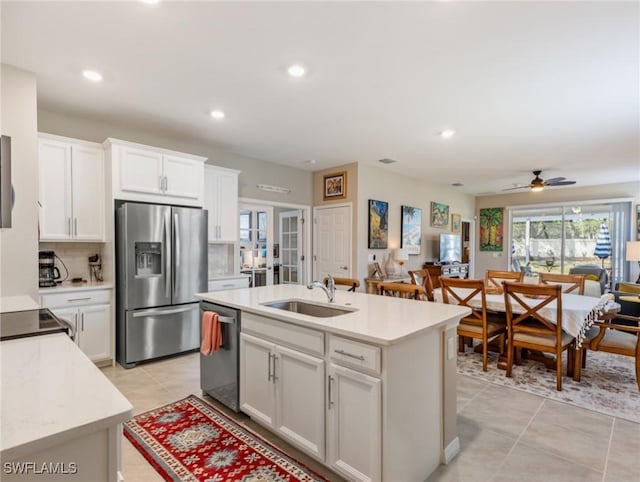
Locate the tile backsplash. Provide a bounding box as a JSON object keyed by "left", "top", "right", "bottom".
{"left": 39, "top": 242, "right": 104, "bottom": 282}
{"left": 208, "top": 243, "right": 235, "bottom": 278}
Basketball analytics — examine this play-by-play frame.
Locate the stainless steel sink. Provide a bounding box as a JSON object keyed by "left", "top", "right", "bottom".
{"left": 261, "top": 299, "right": 356, "bottom": 318}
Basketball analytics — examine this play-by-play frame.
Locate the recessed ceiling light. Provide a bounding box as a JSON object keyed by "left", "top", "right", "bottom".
{"left": 304, "top": 159, "right": 317, "bottom": 165}
{"left": 82, "top": 70, "right": 103, "bottom": 82}
{"left": 140, "top": 0, "right": 160, "bottom": 4}
{"left": 439, "top": 129, "right": 456, "bottom": 139}
{"left": 210, "top": 110, "right": 225, "bottom": 120}
{"left": 451, "top": 182, "right": 464, "bottom": 187}
{"left": 378, "top": 158, "right": 397, "bottom": 165}
{"left": 287, "top": 65, "right": 306, "bottom": 78}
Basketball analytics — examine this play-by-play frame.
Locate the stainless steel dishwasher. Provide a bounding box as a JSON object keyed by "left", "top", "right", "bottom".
{"left": 199, "top": 301, "right": 241, "bottom": 411}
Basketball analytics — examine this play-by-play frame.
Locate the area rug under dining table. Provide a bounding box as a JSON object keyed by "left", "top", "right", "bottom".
{"left": 457, "top": 348, "right": 640, "bottom": 424}
{"left": 124, "top": 395, "right": 328, "bottom": 482}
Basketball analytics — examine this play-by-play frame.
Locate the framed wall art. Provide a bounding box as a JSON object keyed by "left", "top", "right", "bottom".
{"left": 368, "top": 199, "right": 388, "bottom": 249}
{"left": 479, "top": 207, "right": 504, "bottom": 251}
{"left": 323, "top": 171, "right": 347, "bottom": 201}
{"left": 430, "top": 201, "right": 449, "bottom": 228}
{"left": 401, "top": 205, "right": 422, "bottom": 255}
{"left": 451, "top": 213, "right": 461, "bottom": 234}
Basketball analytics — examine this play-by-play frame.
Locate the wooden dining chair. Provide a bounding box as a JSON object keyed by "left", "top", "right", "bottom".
{"left": 325, "top": 277, "right": 360, "bottom": 292}
{"left": 503, "top": 282, "right": 576, "bottom": 391}
{"left": 440, "top": 277, "right": 506, "bottom": 371}
{"left": 408, "top": 269, "right": 435, "bottom": 301}
{"left": 538, "top": 273, "right": 585, "bottom": 295}
{"left": 485, "top": 270, "right": 524, "bottom": 292}
{"left": 377, "top": 282, "right": 426, "bottom": 300}
{"left": 584, "top": 314, "right": 640, "bottom": 390}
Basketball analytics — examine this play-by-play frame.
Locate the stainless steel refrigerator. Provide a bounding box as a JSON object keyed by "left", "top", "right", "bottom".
{"left": 116, "top": 202, "right": 207, "bottom": 368}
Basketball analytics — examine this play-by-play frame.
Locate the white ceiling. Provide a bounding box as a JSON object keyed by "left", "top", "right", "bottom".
{"left": 2, "top": 1, "right": 638, "bottom": 195}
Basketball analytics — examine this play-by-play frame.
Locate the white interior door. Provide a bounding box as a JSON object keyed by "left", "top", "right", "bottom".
{"left": 239, "top": 203, "right": 274, "bottom": 286}
{"left": 279, "top": 210, "right": 303, "bottom": 284}
{"left": 314, "top": 205, "right": 351, "bottom": 279}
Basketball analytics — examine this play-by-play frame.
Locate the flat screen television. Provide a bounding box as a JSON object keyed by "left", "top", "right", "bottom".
{"left": 439, "top": 233, "right": 461, "bottom": 264}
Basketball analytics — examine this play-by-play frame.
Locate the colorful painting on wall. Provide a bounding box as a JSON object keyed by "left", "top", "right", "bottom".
{"left": 401, "top": 205, "right": 422, "bottom": 255}
{"left": 430, "top": 201, "right": 449, "bottom": 228}
{"left": 451, "top": 213, "right": 461, "bottom": 234}
{"left": 368, "top": 200, "right": 389, "bottom": 249}
{"left": 323, "top": 171, "right": 347, "bottom": 200}
{"left": 479, "top": 207, "right": 504, "bottom": 251}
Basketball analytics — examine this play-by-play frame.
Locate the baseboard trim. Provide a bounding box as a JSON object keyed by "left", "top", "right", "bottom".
{"left": 443, "top": 436, "right": 460, "bottom": 464}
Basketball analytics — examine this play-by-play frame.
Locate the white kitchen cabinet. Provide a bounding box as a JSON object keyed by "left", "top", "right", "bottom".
{"left": 42, "top": 288, "right": 112, "bottom": 364}
{"left": 106, "top": 138, "right": 206, "bottom": 207}
{"left": 204, "top": 165, "right": 240, "bottom": 242}
{"left": 240, "top": 331, "right": 325, "bottom": 460}
{"left": 240, "top": 333, "right": 276, "bottom": 428}
{"left": 78, "top": 304, "right": 111, "bottom": 362}
{"left": 327, "top": 363, "right": 381, "bottom": 481}
{"left": 38, "top": 134, "right": 105, "bottom": 241}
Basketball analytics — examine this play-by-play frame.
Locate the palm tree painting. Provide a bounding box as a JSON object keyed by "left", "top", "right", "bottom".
{"left": 479, "top": 207, "right": 504, "bottom": 251}
{"left": 401, "top": 205, "right": 422, "bottom": 254}
{"left": 369, "top": 200, "right": 388, "bottom": 249}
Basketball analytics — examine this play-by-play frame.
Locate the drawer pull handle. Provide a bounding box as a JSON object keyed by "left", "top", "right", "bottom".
{"left": 334, "top": 349, "right": 365, "bottom": 361}
{"left": 67, "top": 297, "right": 91, "bottom": 302}
{"left": 222, "top": 284, "right": 234, "bottom": 287}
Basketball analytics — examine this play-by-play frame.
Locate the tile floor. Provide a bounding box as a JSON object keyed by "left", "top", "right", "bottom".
{"left": 102, "top": 352, "right": 639, "bottom": 482}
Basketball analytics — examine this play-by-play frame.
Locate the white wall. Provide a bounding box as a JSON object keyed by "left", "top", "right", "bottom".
{"left": 356, "top": 164, "right": 475, "bottom": 281}
{"left": 37, "top": 109, "right": 313, "bottom": 206}
{"left": 0, "top": 65, "right": 39, "bottom": 300}
{"left": 475, "top": 181, "right": 640, "bottom": 282}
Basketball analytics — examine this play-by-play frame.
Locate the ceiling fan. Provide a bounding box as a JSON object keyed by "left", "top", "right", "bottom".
{"left": 503, "top": 170, "right": 576, "bottom": 192}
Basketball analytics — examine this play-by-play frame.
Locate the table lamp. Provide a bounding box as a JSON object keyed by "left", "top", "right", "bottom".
{"left": 393, "top": 248, "right": 409, "bottom": 276}
{"left": 626, "top": 241, "right": 640, "bottom": 284}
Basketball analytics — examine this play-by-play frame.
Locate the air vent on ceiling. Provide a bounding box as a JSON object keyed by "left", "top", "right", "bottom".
{"left": 378, "top": 158, "right": 397, "bottom": 165}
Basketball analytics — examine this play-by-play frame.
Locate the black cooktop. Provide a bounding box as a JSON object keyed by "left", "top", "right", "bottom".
{"left": 0, "top": 308, "right": 69, "bottom": 341}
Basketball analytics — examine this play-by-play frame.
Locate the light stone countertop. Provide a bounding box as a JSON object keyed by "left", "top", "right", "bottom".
{"left": 38, "top": 281, "right": 113, "bottom": 294}
{"left": 196, "top": 284, "right": 470, "bottom": 346}
{"left": 0, "top": 333, "right": 133, "bottom": 461}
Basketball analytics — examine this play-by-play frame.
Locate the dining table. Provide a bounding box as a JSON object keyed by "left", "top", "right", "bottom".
{"left": 433, "top": 287, "right": 620, "bottom": 374}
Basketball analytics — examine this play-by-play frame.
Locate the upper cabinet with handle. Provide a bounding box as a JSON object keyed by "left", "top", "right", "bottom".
{"left": 39, "top": 134, "right": 105, "bottom": 242}
{"left": 105, "top": 138, "right": 206, "bottom": 207}
{"left": 204, "top": 165, "right": 240, "bottom": 242}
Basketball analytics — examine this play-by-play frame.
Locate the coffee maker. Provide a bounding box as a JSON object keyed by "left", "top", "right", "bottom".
{"left": 39, "top": 251, "right": 61, "bottom": 287}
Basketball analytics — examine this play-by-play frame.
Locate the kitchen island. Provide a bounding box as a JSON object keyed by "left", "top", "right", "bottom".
{"left": 1, "top": 333, "right": 132, "bottom": 481}
{"left": 196, "top": 285, "right": 470, "bottom": 482}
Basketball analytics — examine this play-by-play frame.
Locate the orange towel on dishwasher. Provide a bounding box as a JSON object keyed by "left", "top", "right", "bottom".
{"left": 201, "top": 311, "right": 223, "bottom": 355}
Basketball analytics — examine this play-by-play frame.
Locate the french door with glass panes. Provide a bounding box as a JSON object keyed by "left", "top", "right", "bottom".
{"left": 279, "top": 210, "right": 303, "bottom": 284}
{"left": 239, "top": 204, "right": 274, "bottom": 287}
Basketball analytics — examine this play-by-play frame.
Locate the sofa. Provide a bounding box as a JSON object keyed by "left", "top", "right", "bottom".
{"left": 568, "top": 265, "right": 608, "bottom": 295}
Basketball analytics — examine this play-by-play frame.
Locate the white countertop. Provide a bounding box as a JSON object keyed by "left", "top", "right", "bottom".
{"left": 38, "top": 281, "right": 113, "bottom": 294}
{"left": 196, "top": 285, "right": 470, "bottom": 345}
{"left": 0, "top": 295, "right": 39, "bottom": 313}
{"left": 0, "top": 333, "right": 133, "bottom": 461}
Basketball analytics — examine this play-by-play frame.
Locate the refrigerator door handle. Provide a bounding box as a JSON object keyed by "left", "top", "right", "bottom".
{"left": 173, "top": 212, "right": 180, "bottom": 299}
{"left": 164, "top": 211, "right": 171, "bottom": 298}
{"left": 132, "top": 306, "right": 196, "bottom": 318}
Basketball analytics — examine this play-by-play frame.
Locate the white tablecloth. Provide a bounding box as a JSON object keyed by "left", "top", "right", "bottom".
{"left": 433, "top": 288, "right": 607, "bottom": 347}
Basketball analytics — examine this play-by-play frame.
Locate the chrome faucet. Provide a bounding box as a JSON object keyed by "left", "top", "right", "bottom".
{"left": 307, "top": 274, "right": 335, "bottom": 303}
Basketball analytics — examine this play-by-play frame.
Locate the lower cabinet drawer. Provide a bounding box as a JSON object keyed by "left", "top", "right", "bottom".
{"left": 329, "top": 335, "right": 381, "bottom": 375}
{"left": 242, "top": 313, "right": 324, "bottom": 357}
{"left": 208, "top": 277, "right": 250, "bottom": 292}
{"left": 41, "top": 289, "right": 111, "bottom": 308}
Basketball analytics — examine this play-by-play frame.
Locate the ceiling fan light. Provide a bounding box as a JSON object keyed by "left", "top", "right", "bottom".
{"left": 531, "top": 184, "right": 544, "bottom": 192}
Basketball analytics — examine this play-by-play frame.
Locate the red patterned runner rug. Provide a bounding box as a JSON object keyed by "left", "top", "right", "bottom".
{"left": 124, "top": 395, "right": 328, "bottom": 482}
